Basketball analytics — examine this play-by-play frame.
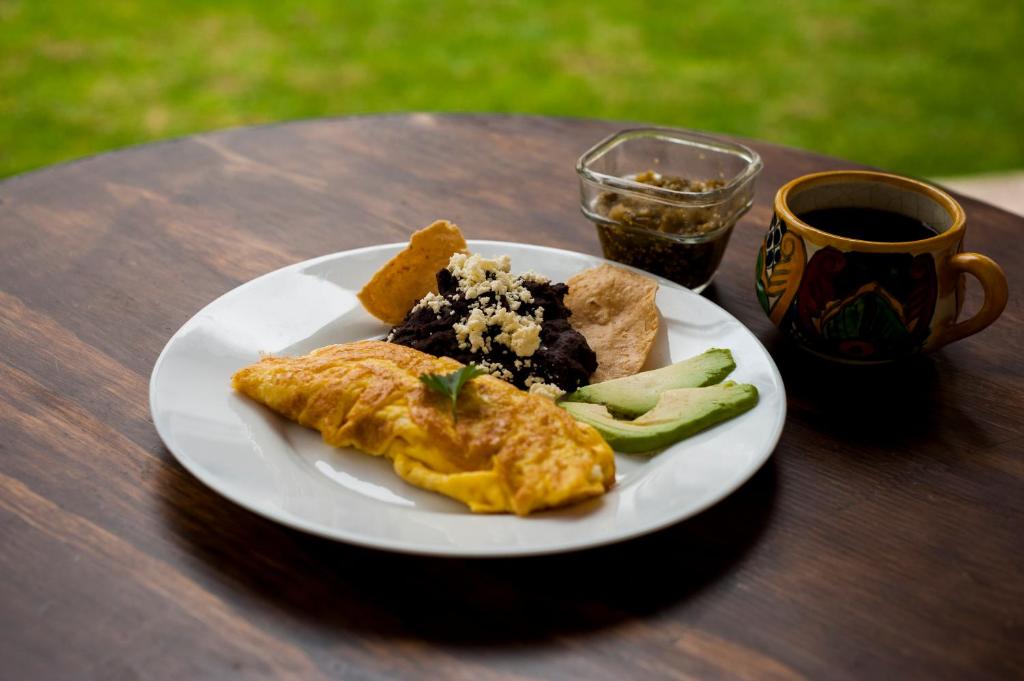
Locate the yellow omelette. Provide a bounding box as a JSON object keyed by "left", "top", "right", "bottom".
{"left": 231, "top": 341, "right": 615, "bottom": 515}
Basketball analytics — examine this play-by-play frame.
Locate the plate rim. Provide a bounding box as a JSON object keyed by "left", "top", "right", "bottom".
{"left": 149, "top": 240, "right": 787, "bottom": 558}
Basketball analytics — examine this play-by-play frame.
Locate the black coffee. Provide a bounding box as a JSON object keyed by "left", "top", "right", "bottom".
{"left": 798, "top": 207, "right": 938, "bottom": 242}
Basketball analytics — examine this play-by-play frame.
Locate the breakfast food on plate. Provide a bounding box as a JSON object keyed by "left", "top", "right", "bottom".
{"left": 232, "top": 341, "right": 615, "bottom": 515}
{"left": 230, "top": 217, "right": 762, "bottom": 515}
{"left": 563, "top": 264, "right": 660, "bottom": 382}
{"left": 560, "top": 350, "right": 757, "bottom": 453}
{"left": 356, "top": 222, "right": 598, "bottom": 393}
{"left": 386, "top": 252, "right": 596, "bottom": 393}
{"left": 561, "top": 382, "right": 758, "bottom": 454}
{"left": 358, "top": 220, "right": 468, "bottom": 325}
{"left": 564, "top": 348, "right": 736, "bottom": 418}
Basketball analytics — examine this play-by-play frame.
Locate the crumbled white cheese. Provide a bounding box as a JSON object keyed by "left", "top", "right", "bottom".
{"left": 448, "top": 252, "right": 545, "bottom": 358}
{"left": 510, "top": 323, "right": 541, "bottom": 356}
{"left": 528, "top": 381, "right": 566, "bottom": 400}
{"left": 453, "top": 307, "right": 490, "bottom": 353}
{"left": 411, "top": 291, "right": 451, "bottom": 314}
{"left": 520, "top": 271, "right": 550, "bottom": 284}
{"left": 476, "top": 359, "right": 515, "bottom": 382}
{"left": 448, "top": 253, "right": 514, "bottom": 299}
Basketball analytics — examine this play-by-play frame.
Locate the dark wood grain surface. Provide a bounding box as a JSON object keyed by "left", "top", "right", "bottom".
{"left": 1, "top": 114, "right": 1021, "bottom": 681}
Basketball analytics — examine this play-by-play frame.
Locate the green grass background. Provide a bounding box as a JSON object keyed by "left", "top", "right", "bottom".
{"left": 2, "top": 0, "right": 1022, "bottom": 179}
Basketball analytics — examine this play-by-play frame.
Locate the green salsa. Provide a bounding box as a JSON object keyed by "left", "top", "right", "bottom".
{"left": 593, "top": 171, "right": 732, "bottom": 290}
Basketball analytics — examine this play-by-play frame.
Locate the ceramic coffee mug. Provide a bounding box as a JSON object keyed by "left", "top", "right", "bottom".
{"left": 755, "top": 170, "right": 1008, "bottom": 362}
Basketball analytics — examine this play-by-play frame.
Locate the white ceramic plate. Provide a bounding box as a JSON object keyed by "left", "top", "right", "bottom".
{"left": 150, "top": 241, "right": 785, "bottom": 557}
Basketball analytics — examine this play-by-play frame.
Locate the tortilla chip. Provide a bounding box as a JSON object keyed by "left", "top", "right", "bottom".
{"left": 358, "top": 220, "right": 468, "bottom": 324}
{"left": 564, "top": 265, "right": 659, "bottom": 382}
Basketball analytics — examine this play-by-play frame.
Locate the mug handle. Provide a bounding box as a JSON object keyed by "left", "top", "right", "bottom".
{"left": 936, "top": 252, "right": 1009, "bottom": 347}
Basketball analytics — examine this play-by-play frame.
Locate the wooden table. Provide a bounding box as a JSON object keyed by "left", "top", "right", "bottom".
{"left": 2, "top": 114, "right": 1021, "bottom": 680}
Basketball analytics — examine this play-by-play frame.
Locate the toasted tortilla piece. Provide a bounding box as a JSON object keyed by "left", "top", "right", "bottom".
{"left": 565, "top": 264, "right": 659, "bottom": 382}
{"left": 357, "top": 220, "right": 468, "bottom": 324}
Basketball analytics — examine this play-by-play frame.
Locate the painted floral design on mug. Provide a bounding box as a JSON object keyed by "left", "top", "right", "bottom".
{"left": 791, "top": 247, "right": 936, "bottom": 360}
{"left": 756, "top": 214, "right": 805, "bottom": 326}
{"left": 755, "top": 171, "right": 1008, "bottom": 363}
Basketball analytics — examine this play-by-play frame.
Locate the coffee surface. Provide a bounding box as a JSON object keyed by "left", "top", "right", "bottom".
{"left": 798, "top": 207, "right": 937, "bottom": 242}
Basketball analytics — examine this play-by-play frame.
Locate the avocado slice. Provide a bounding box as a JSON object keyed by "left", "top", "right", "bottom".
{"left": 561, "top": 381, "right": 758, "bottom": 453}
{"left": 564, "top": 348, "right": 736, "bottom": 418}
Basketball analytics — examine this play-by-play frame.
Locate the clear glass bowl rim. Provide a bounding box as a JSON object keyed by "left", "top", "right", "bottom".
{"left": 575, "top": 127, "right": 763, "bottom": 206}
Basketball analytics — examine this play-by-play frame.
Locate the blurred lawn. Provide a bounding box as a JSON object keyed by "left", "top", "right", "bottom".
{"left": 2, "top": 0, "right": 1022, "bottom": 179}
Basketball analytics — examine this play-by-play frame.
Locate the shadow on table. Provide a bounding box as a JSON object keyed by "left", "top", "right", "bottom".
{"left": 156, "top": 453, "right": 777, "bottom": 646}
{"left": 761, "top": 332, "right": 997, "bottom": 451}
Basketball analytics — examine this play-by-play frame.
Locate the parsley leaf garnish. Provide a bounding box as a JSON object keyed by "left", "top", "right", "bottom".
{"left": 419, "top": 364, "right": 486, "bottom": 421}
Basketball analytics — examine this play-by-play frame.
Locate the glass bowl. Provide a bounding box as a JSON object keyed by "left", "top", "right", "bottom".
{"left": 576, "top": 128, "right": 763, "bottom": 292}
